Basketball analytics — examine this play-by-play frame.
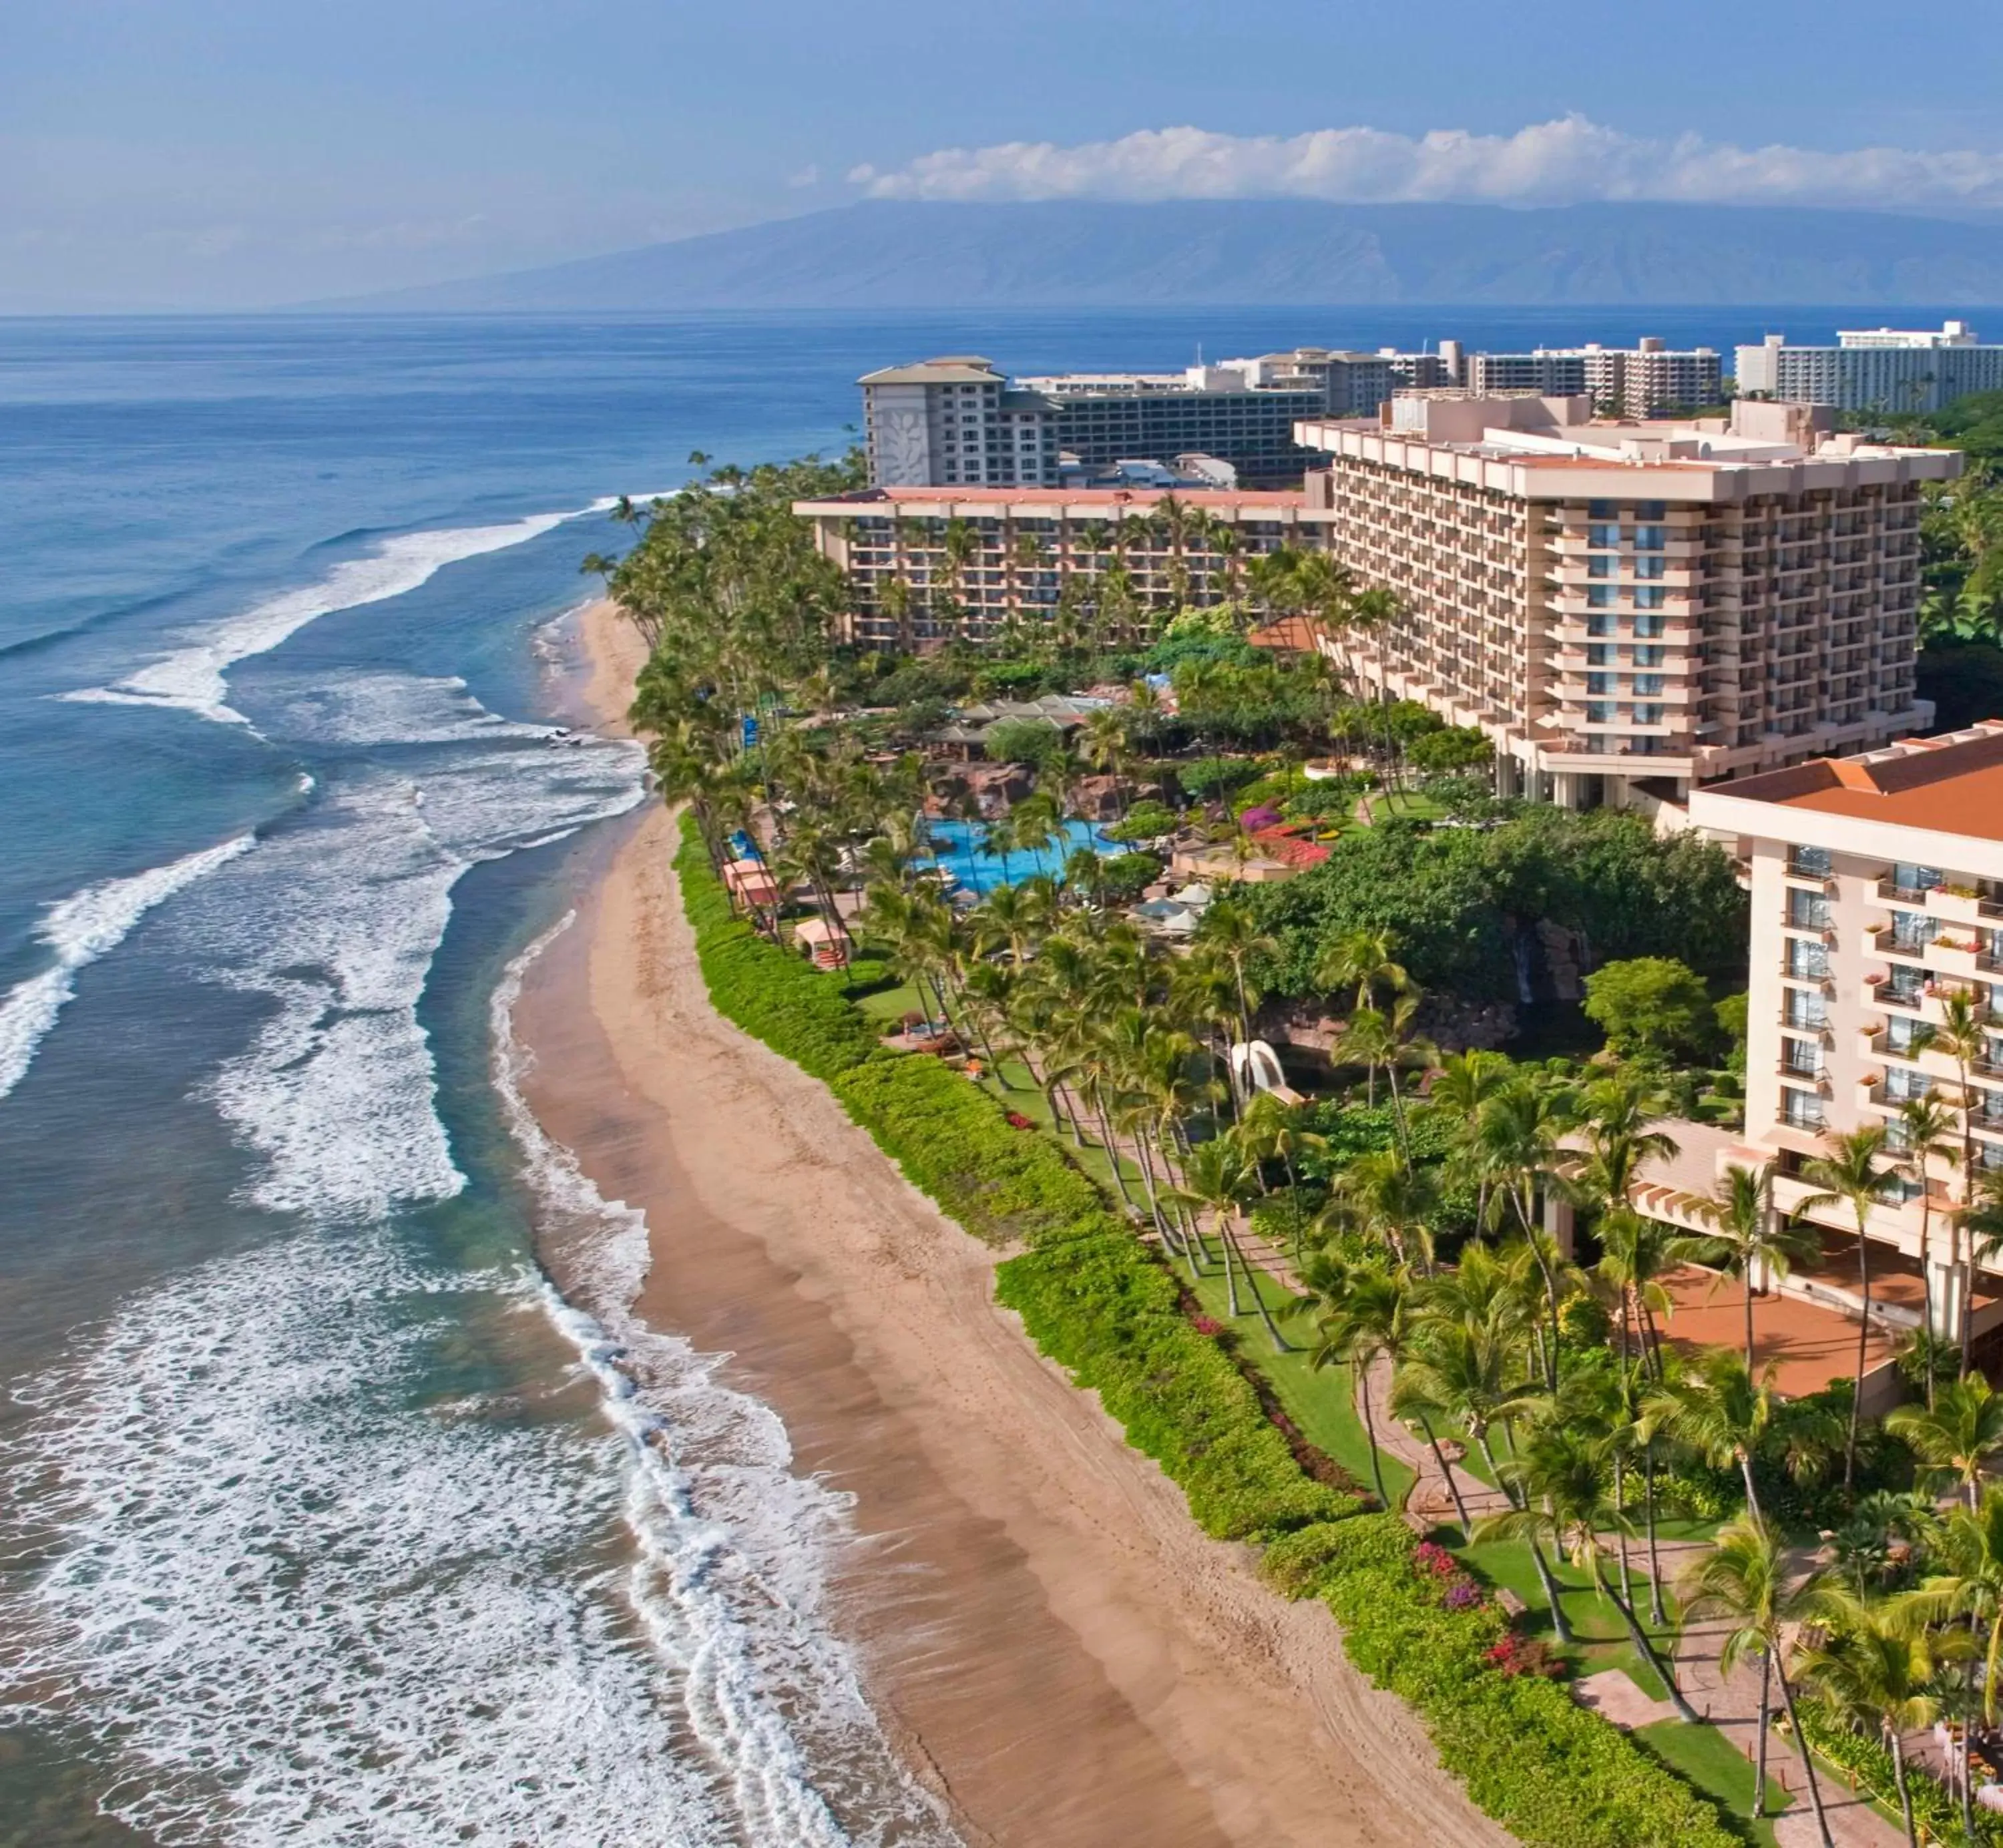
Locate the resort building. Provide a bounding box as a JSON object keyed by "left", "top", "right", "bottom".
{"left": 1462, "top": 338, "right": 1723, "bottom": 419}
{"left": 1737, "top": 322, "right": 2003, "bottom": 415}
{"left": 1683, "top": 724, "right": 2003, "bottom": 1361}
{"left": 861, "top": 354, "right": 1343, "bottom": 491}
{"left": 1215, "top": 344, "right": 1461, "bottom": 418}
{"left": 1292, "top": 393, "right": 1956, "bottom": 811}
{"left": 859, "top": 357, "right": 1062, "bottom": 489}
{"left": 789, "top": 484, "right": 1334, "bottom": 648}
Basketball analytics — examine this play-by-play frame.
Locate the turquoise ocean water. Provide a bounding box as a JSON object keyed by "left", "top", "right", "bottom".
{"left": 0, "top": 306, "right": 1960, "bottom": 1845}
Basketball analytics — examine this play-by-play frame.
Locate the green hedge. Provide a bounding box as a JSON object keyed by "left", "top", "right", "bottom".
{"left": 1266, "top": 1519, "right": 1744, "bottom": 1848}
{"left": 1790, "top": 1702, "right": 1998, "bottom": 1845}
{"left": 672, "top": 813, "right": 1740, "bottom": 1848}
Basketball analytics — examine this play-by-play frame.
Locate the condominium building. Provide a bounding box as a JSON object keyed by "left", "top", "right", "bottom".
{"left": 859, "top": 357, "right": 1062, "bottom": 489}
{"left": 1222, "top": 345, "right": 1460, "bottom": 418}
{"left": 1464, "top": 338, "right": 1722, "bottom": 419}
{"left": 1686, "top": 724, "right": 2003, "bottom": 1352}
{"left": 1737, "top": 323, "right": 2003, "bottom": 415}
{"left": 789, "top": 485, "right": 1334, "bottom": 648}
{"left": 1293, "top": 394, "right": 1956, "bottom": 810}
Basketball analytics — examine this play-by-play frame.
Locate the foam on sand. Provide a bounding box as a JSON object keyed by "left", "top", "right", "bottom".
{"left": 0, "top": 833, "right": 256, "bottom": 1103}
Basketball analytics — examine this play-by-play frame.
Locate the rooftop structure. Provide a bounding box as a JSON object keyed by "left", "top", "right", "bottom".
{"left": 791, "top": 483, "right": 1333, "bottom": 648}
{"left": 1736, "top": 322, "right": 2003, "bottom": 414}
{"left": 1291, "top": 395, "right": 1957, "bottom": 809}
{"left": 1686, "top": 724, "right": 2003, "bottom": 1366}
{"left": 859, "top": 355, "right": 1062, "bottom": 490}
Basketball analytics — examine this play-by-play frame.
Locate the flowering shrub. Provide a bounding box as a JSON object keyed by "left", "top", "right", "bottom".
{"left": 1189, "top": 1313, "right": 1225, "bottom": 1338}
{"left": 1443, "top": 1582, "right": 1484, "bottom": 1612}
{"left": 1005, "top": 1111, "right": 1034, "bottom": 1130}
{"left": 1484, "top": 1634, "right": 1564, "bottom": 1680}
{"left": 1413, "top": 1541, "right": 1460, "bottom": 1578}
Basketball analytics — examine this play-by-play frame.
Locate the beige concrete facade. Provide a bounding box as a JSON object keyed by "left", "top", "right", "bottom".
{"left": 1688, "top": 724, "right": 2003, "bottom": 1347}
{"left": 791, "top": 485, "right": 1334, "bottom": 648}
{"left": 1295, "top": 396, "right": 1957, "bottom": 808}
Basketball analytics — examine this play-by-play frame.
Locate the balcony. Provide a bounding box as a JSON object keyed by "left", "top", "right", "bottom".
{"left": 1869, "top": 927, "right": 1934, "bottom": 964}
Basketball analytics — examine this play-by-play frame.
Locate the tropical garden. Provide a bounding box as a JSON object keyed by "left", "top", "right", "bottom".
{"left": 601, "top": 450, "right": 2003, "bottom": 1847}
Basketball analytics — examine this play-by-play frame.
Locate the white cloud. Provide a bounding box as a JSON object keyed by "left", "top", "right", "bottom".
{"left": 853, "top": 117, "right": 2003, "bottom": 212}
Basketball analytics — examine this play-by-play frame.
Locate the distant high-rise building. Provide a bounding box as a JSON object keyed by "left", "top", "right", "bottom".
{"left": 1736, "top": 323, "right": 2003, "bottom": 414}
{"left": 1462, "top": 338, "right": 1722, "bottom": 417}
{"left": 858, "top": 357, "right": 1062, "bottom": 489}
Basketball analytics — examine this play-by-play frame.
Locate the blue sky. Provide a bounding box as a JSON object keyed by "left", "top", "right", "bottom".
{"left": 5, "top": 0, "right": 1999, "bottom": 310}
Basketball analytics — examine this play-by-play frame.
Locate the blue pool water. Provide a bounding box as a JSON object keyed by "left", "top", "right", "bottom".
{"left": 924, "top": 818, "right": 1117, "bottom": 894}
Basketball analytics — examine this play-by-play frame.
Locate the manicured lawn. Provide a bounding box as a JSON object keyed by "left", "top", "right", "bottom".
{"left": 1363, "top": 788, "right": 1448, "bottom": 824}
{"left": 1455, "top": 1537, "right": 1683, "bottom": 1701}
{"left": 1184, "top": 1257, "right": 1417, "bottom": 1508}
{"left": 1635, "top": 1719, "right": 1792, "bottom": 1848}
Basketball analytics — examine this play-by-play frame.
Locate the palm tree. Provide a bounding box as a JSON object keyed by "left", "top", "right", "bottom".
{"left": 1305, "top": 1259, "right": 1401, "bottom": 1506}
{"left": 1431, "top": 1048, "right": 1514, "bottom": 1228}
{"left": 1480, "top": 1425, "right": 1699, "bottom": 1719}
{"left": 1894, "top": 1090, "right": 1962, "bottom": 1405}
{"left": 1467, "top": 1072, "right": 1577, "bottom": 1387}
{"left": 1695, "top": 1162, "right": 1819, "bottom": 1371}
{"left": 1393, "top": 1315, "right": 1534, "bottom": 1508}
{"left": 1677, "top": 1516, "right": 1835, "bottom": 1845}
{"left": 1315, "top": 926, "right": 1409, "bottom": 1014}
{"left": 1193, "top": 897, "right": 1275, "bottom": 1056}
{"left": 1886, "top": 1372, "right": 2003, "bottom": 1510}
{"left": 1922, "top": 989, "right": 1989, "bottom": 1379}
{"left": 1175, "top": 1138, "right": 1288, "bottom": 1350}
{"left": 1649, "top": 1347, "right": 1779, "bottom": 1530}
{"left": 1794, "top": 1589, "right": 1940, "bottom": 1848}
{"left": 1798, "top": 1124, "right": 1899, "bottom": 1486}
{"left": 1908, "top": 1485, "right": 2003, "bottom": 1732}
{"left": 1595, "top": 1211, "right": 1695, "bottom": 1381}
{"left": 1323, "top": 1148, "right": 1440, "bottom": 1273}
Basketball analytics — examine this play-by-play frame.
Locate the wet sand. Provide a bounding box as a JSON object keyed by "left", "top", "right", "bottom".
{"left": 512, "top": 601, "right": 1512, "bottom": 1847}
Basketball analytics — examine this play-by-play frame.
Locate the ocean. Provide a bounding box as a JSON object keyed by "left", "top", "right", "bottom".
{"left": 0, "top": 304, "right": 1966, "bottom": 1845}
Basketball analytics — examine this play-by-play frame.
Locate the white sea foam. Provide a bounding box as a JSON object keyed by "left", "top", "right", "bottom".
{"left": 0, "top": 833, "right": 256, "bottom": 1102}
{"left": 0, "top": 668, "right": 953, "bottom": 1846}
{"left": 493, "top": 921, "right": 955, "bottom": 1847}
{"left": 63, "top": 508, "right": 591, "bottom": 727}
{"left": 168, "top": 688, "right": 645, "bottom": 1220}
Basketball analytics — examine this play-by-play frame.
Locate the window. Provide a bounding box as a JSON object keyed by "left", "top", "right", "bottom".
{"left": 1634, "top": 674, "right": 1665, "bottom": 696}
{"left": 1633, "top": 704, "right": 1663, "bottom": 725}
{"left": 1588, "top": 553, "right": 1616, "bottom": 578}
{"left": 1586, "top": 672, "right": 1616, "bottom": 694}
{"left": 1783, "top": 1037, "right": 1824, "bottom": 1077}
{"left": 1634, "top": 555, "right": 1667, "bottom": 580}
{"left": 1634, "top": 614, "right": 1666, "bottom": 638}
{"left": 1891, "top": 862, "right": 1941, "bottom": 897}
{"left": 1887, "top": 1014, "right": 1928, "bottom": 1055}
{"left": 1634, "top": 586, "right": 1667, "bottom": 610}
{"left": 1587, "top": 613, "right": 1618, "bottom": 638}
{"left": 1788, "top": 889, "right": 1832, "bottom": 930}
{"left": 1588, "top": 522, "right": 1622, "bottom": 548}
{"left": 1587, "top": 585, "right": 1617, "bottom": 608}
{"left": 1586, "top": 702, "right": 1616, "bottom": 723}
{"left": 1783, "top": 1090, "right": 1826, "bottom": 1129}
{"left": 1586, "top": 644, "right": 1616, "bottom": 666}
{"left": 1881, "top": 965, "right": 1924, "bottom": 1005}
{"left": 1785, "top": 988, "right": 1828, "bottom": 1029}
{"left": 1636, "top": 500, "right": 1667, "bottom": 521}
{"left": 1634, "top": 526, "right": 1666, "bottom": 551}
{"left": 1890, "top": 909, "right": 1936, "bottom": 952}
{"left": 1588, "top": 499, "right": 1618, "bottom": 519}
{"left": 1886, "top": 1067, "right": 1933, "bottom": 1102}
{"left": 1788, "top": 845, "right": 1832, "bottom": 878}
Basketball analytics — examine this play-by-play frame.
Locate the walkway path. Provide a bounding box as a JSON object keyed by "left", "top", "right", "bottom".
{"left": 1674, "top": 1606, "right": 1906, "bottom": 1848}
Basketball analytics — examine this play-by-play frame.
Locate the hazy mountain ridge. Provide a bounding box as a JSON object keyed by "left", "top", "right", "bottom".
{"left": 319, "top": 199, "right": 2003, "bottom": 312}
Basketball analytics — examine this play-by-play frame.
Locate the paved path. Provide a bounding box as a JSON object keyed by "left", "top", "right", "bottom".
{"left": 1675, "top": 1606, "right": 1906, "bottom": 1847}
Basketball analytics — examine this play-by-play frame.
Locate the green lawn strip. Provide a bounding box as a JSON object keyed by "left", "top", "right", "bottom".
{"left": 969, "top": 1059, "right": 1147, "bottom": 1197}
{"left": 1184, "top": 1264, "right": 1417, "bottom": 1508}
{"left": 1633, "top": 1720, "right": 1791, "bottom": 1848}
{"left": 1454, "top": 1538, "right": 1681, "bottom": 1701}
{"left": 1365, "top": 789, "right": 1448, "bottom": 824}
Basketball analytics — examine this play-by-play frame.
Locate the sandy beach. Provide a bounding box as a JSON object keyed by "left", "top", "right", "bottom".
{"left": 513, "top": 601, "right": 1512, "bottom": 1847}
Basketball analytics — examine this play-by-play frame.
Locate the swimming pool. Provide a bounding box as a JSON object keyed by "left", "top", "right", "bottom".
{"left": 922, "top": 818, "right": 1118, "bottom": 895}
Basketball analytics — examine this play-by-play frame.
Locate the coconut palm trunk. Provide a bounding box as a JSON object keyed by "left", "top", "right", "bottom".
{"left": 1772, "top": 1655, "right": 1835, "bottom": 1848}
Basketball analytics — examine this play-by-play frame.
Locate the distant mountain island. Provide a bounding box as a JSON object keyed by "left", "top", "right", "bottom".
{"left": 320, "top": 199, "right": 2003, "bottom": 313}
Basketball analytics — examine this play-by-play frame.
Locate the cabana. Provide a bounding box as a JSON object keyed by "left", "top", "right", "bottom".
{"left": 722, "top": 858, "right": 781, "bottom": 913}
{"left": 793, "top": 915, "right": 853, "bottom": 971}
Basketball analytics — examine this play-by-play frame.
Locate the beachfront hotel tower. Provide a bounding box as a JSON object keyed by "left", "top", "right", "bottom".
{"left": 1686, "top": 725, "right": 2003, "bottom": 1362}
{"left": 1292, "top": 395, "right": 1957, "bottom": 813}
{"left": 1737, "top": 322, "right": 2003, "bottom": 415}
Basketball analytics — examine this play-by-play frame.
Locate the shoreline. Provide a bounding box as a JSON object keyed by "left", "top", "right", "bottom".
{"left": 514, "top": 601, "right": 1510, "bottom": 1847}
